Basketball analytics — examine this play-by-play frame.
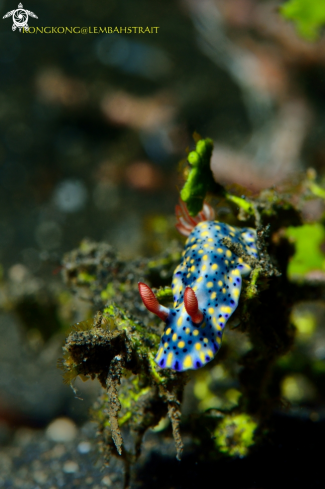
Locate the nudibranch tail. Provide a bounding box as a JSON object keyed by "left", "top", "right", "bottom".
{"left": 138, "top": 282, "right": 170, "bottom": 321}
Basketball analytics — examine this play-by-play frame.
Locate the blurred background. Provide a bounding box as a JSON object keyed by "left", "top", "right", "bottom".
{"left": 1, "top": 0, "right": 325, "bottom": 486}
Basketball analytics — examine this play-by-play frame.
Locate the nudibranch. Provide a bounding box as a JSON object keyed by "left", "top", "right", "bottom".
{"left": 138, "top": 201, "right": 258, "bottom": 371}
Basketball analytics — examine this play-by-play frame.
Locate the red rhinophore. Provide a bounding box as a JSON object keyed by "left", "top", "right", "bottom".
{"left": 184, "top": 287, "right": 204, "bottom": 324}
{"left": 138, "top": 282, "right": 169, "bottom": 321}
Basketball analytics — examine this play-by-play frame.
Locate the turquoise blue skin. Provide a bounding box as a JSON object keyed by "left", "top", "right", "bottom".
{"left": 155, "top": 221, "right": 257, "bottom": 371}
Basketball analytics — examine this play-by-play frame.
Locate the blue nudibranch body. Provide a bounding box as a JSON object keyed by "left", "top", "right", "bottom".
{"left": 139, "top": 213, "right": 257, "bottom": 372}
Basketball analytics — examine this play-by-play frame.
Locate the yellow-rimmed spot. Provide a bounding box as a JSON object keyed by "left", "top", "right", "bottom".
{"left": 233, "top": 289, "right": 239, "bottom": 298}
{"left": 197, "top": 276, "right": 203, "bottom": 282}
{"left": 218, "top": 280, "right": 223, "bottom": 287}
{"left": 226, "top": 250, "right": 232, "bottom": 258}
{"left": 217, "top": 248, "right": 223, "bottom": 253}
{"left": 203, "top": 338, "right": 208, "bottom": 344}
{"left": 164, "top": 342, "right": 169, "bottom": 348}
{"left": 208, "top": 307, "right": 214, "bottom": 314}
{"left": 211, "top": 292, "right": 217, "bottom": 300}
{"left": 156, "top": 348, "right": 163, "bottom": 361}
{"left": 202, "top": 265, "right": 207, "bottom": 271}
{"left": 207, "top": 281, "right": 213, "bottom": 288}
{"left": 198, "top": 249, "right": 204, "bottom": 254}
{"left": 212, "top": 264, "right": 218, "bottom": 270}
{"left": 166, "top": 328, "right": 171, "bottom": 335}
{"left": 178, "top": 341, "right": 185, "bottom": 348}
{"left": 195, "top": 343, "right": 201, "bottom": 350}
{"left": 166, "top": 352, "right": 173, "bottom": 367}
{"left": 177, "top": 317, "right": 183, "bottom": 327}
{"left": 186, "top": 328, "right": 190, "bottom": 334}
{"left": 221, "top": 306, "right": 231, "bottom": 314}
{"left": 193, "top": 329, "right": 199, "bottom": 336}
{"left": 222, "top": 288, "right": 226, "bottom": 294}
{"left": 172, "top": 333, "right": 177, "bottom": 341}
{"left": 184, "top": 355, "right": 193, "bottom": 368}
{"left": 203, "top": 254, "right": 208, "bottom": 261}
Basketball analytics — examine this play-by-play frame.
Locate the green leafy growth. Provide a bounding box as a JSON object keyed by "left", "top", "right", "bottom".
{"left": 180, "top": 138, "right": 218, "bottom": 216}
{"left": 280, "top": 0, "right": 325, "bottom": 41}
{"left": 286, "top": 223, "right": 325, "bottom": 280}
{"left": 214, "top": 413, "right": 257, "bottom": 457}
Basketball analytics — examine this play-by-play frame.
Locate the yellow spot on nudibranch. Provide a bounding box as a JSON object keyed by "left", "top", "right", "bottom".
{"left": 193, "top": 329, "right": 199, "bottom": 336}
{"left": 164, "top": 342, "right": 169, "bottom": 348}
{"left": 177, "top": 317, "right": 183, "bottom": 327}
{"left": 199, "top": 250, "right": 204, "bottom": 254}
{"left": 217, "top": 248, "right": 223, "bottom": 253}
{"left": 221, "top": 306, "right": 232, "bottom": 313}
{"left": 238, "top": 258, "right": 243, "bottom": 263}
{"left": 211, "top": 292, "right": 217, "bottom": 299}
{"left": 222, "top": 288, "right": 226, "bottom": 293}
{"left": 191, "top": 265, "right": 195, "bottom": 272}
{"left": 203, "top": 254, "right": 208, "bottom": 260}
{"left": 218, "top": 280, "right": 223, "bottom": 286}
{"left": 207, "top": 349, "right": 213, "bottom": 357}
{"left": 203, "top": 338, "right": 208, "bottom": 344}
{"left": 208, "top": 238, "right": 213, "bottom": 242}
{"left": 207, "top": 281, "right": 213, "bottom": 288}
{"left": 208, "top": 307, "right": 214, "bottom": 314}
{"left": 166, "top": 352, "right": 173, "bottom": 367}
{"left": 195, "top": 343, "right": 201, "bottom": 350}
{"left": 200, "top": 352, "right": 206, "bottom": 362}
{"left": 178, "top": 341, "right": 185, "bottom": 348}
{"left": 201, "top": 231, "right": 209, "bottom": 237}
{"left": 202, "top": 265, "right": 207, "bottom": 271}
{"left": 233, "top": 289, "right": 239, "bottom": 298}
{"left": 192, "top": 245, "right": 197, "bottom": 249}
{"left": 216, "top": 336, "right": 222, "bottom": 344}
{"left": 166, "top": 328, "right": 171, "bottom": 335}
{"left": 184, "top": 355, "right": 193, "bottom": 368}
{"left": 212, "top": 264, "right": 218, "bottom": 270}
{"left": 226, "top": 250, "right": 232, "bottom": 258}
{"left": 172, "top": 333, "right": 177, "bottom": 341}
{"left": 197, "top": 277, "right": 203, "bottom": 282}
{"left": 156, "top": 348, "right": 163, "bottom": 361}
{"left": 215, "top": 225, "right": 221, "bottom": 230}
{"left": 186, "top": 328, "right": 190, "bottom": 334}
{"left": 231, "top": 269, "right": 240, "bottom": 276}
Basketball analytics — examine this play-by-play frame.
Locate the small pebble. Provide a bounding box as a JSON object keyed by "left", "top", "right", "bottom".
{"left": 63, "top": 461, "right": 79, "bottom": 474}
{"left": 102, "top": 475, "right": 112, "bottom": 486}
{"left": 78, "top": 441, "right": 91, "bottom": 454}
{"left": 46, "top": 418, "right": 77, "bottom": 442}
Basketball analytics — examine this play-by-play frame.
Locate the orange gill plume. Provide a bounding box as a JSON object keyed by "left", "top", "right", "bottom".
{"left": 184, "top": 287, "right": 204, "bottom": 324}
{"left": 138, "top": 282, "right": 170, "bottom": 321}
{"left": 175, "top": 199, "right": 215, "bottom": 237}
